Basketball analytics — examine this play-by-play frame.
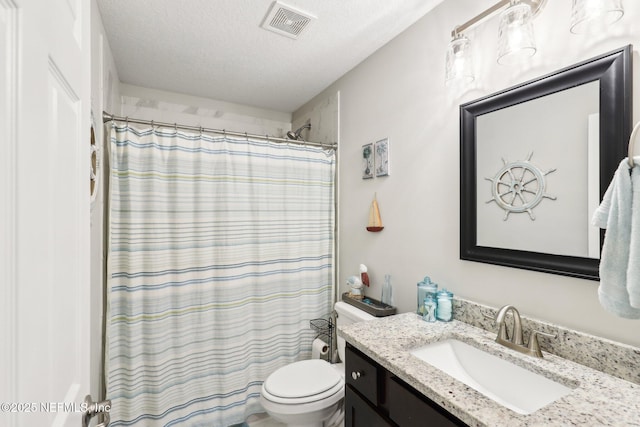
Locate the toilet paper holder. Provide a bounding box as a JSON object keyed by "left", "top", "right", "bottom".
{"left": 309, "top": 317, "right": 334, "bottom": 362}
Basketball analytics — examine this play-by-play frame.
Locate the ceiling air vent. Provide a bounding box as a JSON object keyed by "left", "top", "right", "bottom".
{"left": 261, "top": 1, "right": 315, "bottom": 39}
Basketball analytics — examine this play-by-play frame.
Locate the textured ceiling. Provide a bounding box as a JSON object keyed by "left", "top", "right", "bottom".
{"left": 97, "top": 0, "right": 444, "bottom": 113}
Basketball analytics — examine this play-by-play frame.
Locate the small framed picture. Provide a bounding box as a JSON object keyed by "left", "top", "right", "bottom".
{"left": 375, "top": 138, "right": 390, "bottom": 177}
{"left": 362, "top": 143, "right": 374, "bottom": 179}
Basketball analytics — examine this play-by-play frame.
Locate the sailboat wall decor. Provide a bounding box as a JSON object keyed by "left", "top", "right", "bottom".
{"left": 367, "top": 193, "right": 384, "bottom": 232}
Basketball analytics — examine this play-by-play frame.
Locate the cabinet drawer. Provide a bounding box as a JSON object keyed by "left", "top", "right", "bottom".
{"left": 387, "top": 376, "right": 466, "bottom": 427}
{"left": 345, "top": 344, "right": 379, "bottom": 404}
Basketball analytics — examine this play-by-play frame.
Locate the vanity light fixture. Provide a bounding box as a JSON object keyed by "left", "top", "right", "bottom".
{"left": 570, "top": 0, "right": 624, "bottom": 34}
{"left": 445, "top": 0, "right": 546, "bottom": 85}
{"left": 496, "top": 1, "right": 537, "bottom": 65}
{"left": 445, "top": 0, "right": 624, "bottom": 86}
{"left": 445, "top": 33, "right": 475, "bottom": 85}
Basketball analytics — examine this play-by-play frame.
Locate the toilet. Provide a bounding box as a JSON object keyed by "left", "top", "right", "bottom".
{"left": 260, "top": 301, "right": 375, "bottom": 427}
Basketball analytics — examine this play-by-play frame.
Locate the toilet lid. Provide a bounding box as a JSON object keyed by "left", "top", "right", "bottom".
{"left": 264, "top": 359, "right": 342, "bottom": 399}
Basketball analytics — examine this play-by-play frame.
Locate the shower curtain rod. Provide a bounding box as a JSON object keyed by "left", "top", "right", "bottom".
{"left": 102, "top": 112, "right": 337, "bottom": 150}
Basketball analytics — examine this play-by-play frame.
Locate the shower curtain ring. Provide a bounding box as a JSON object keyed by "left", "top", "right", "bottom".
{"left": 199, "top": 126, "right": 203, "bottom": 136}
{"left": 245, "top": 132, "right": 249, "bottom": 141}
{"left": 150, "top": 120, "right": 154, "bottom": 131}
{"left": 223, "top": 129, "right": 226, "bottom": 139}
{"left": 125, "top": 116, "right": 129, "bottom": 127}
{"left": 174, "top": 123, "right": 178, "bottom": 133}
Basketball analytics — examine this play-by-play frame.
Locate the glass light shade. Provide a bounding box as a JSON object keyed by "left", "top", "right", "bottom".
{"left": 497, "top": 2, "right": 537, "bottom": 66}
{"left": 570, "top": 0, "right": 624, "bottom": 34}
{"left": 445, "top": 35, "right": 475, "bottom": 86}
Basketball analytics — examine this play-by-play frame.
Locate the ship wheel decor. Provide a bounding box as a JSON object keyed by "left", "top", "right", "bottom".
{"left": 485, "top": 152, "right": 556, "bottom": 221}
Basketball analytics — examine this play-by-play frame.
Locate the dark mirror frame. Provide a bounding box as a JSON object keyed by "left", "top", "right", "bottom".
{"left": 460, "top": 45, "right": 632, "bottom": 280}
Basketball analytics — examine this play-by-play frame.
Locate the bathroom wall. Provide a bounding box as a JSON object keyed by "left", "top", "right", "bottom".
{"left": 90, "top": 0, "right": 121, "bottom": 401}
{"left": 291, "top": 91, "right": 340, "bottom": 149}
{"left": 294, "top": 0, "right": 640, "bottom": 347}
{"left": 119, "top": 84, "right": 292, "bottom": 137}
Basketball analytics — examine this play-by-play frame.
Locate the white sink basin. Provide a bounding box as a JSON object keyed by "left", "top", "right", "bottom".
{"left": 410, "top": 339, "right": 573, "bottom": 415}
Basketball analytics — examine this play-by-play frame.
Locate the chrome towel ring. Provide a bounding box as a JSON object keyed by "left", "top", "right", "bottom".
{"left": 629, "top": 121, "right": 640, "bottom": 167}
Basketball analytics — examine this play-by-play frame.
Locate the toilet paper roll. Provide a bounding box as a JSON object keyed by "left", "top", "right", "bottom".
{"left": 312, "top": 338, "right": 329, "bottom": 359}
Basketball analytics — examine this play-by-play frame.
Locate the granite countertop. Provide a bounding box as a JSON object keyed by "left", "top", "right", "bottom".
{"left": 339, "top": 312, "right": 640, "bottom": 427}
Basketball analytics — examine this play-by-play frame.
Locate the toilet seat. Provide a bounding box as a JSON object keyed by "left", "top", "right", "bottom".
{"left": 262, "top": 359, "right": 344, "bottom": 405}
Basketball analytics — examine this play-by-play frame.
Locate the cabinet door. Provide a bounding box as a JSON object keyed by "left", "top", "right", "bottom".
{"left": 387, "top": 376, "right": 467, "bottom": 427}
{"left": 345, "top": 386, "right": 394, "bottom": 427}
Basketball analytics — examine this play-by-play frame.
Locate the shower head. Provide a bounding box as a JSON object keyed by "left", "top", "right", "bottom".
{"left": 286, "top": 123, "right": 311, "bottom": 141}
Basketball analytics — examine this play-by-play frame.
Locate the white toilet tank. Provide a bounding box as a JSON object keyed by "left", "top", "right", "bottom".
{"left": 334, "top": 301, "right": 375, "bottom": 363}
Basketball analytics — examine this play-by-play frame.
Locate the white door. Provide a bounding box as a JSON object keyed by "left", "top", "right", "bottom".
{"left": 0, "top": 0, "right": 98, "bottom": 426}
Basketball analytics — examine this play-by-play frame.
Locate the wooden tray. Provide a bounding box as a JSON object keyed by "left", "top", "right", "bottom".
{"left": 342, "top": 292, "right": 396, "bottom": 317}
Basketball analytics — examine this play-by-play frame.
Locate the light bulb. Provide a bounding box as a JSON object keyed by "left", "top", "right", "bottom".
{"left": 445, "top": 34, "right": 475, "bottom": 86}
{"left": 497, "top": 2, "right": 537, "bottom": 66}
{"left": 570, "top": 0, "right": 624, "bottom": 34}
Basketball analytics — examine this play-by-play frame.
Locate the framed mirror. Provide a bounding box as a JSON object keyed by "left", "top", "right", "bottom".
{"left": 460, "top": 45, "right": 632, "bottom": 280}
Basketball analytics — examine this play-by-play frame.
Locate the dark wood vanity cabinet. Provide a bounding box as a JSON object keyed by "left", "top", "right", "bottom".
{"left": 345, "top": 343, "right": 467, "bottom": 427}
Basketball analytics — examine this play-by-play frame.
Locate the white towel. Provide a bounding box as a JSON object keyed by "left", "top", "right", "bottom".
{"left": 628, "top": 164, "right": 640, "bottom": 307}
{"left": 592, "top": 157, "right": 640, "bottom": 318}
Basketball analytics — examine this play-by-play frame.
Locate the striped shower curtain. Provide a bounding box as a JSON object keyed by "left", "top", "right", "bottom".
{"left": 106, "top": 124, "right": 335, "bottom": 427}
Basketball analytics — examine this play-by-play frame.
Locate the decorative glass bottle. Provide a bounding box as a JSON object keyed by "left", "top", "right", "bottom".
{"left": 417, "top": 276, "right": 437, "bottom": 315}
{"left": 423, "top": 295, "right": 437, "bottom": 323}
{"left": 436, "top": 289, "right": 453, "bottom": 322}
{"left": 381, "top": 274, "right": 393, "bottom": 306}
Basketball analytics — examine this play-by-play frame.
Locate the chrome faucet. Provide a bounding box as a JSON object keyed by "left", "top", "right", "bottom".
{"left": 493, "top": 305, "right": 556, "bottom": 358}
{"left": 495, "top": 305, "right": 524, "bottom": 346}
